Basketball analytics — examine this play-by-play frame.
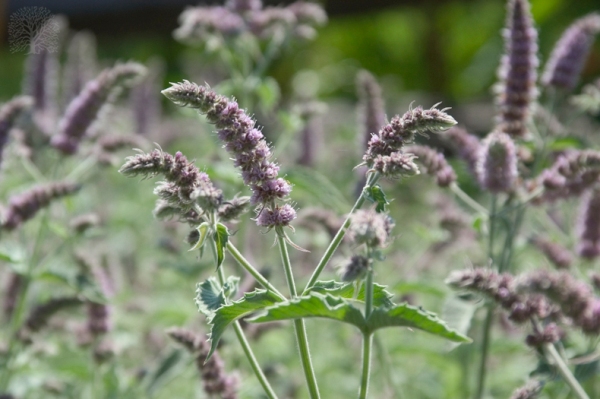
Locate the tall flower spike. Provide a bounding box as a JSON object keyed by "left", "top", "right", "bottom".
{"left": 62, "top": 30, "right": 98, "bottom": 106}
{"left": 162, "top": 81, "right": 294, "bottom": 228}
{"left": 405, "top": 145, "right": 456, "bottom": 187}
{"left": 576, "top": 188, "right": 600, "bottom": 259}
{"left": 542, "top": 13, "right": 600, "bottom": 90}
{"left": 363, "top": 104, "right": 457, "bottom": 169}
{"left": 476, "top": 130, "right": 518, "bottom": 193}
{"left": 495, "top": 0, "right": 538, "bottom": 137}
{"left": 518, "top": 270, "right": 600, "bottom": 335}
{"left": 52, "top": 62, "right": 146, "bottom": 155}
{"left": 0, "top": 96, "right": 33, "bottom": 166}
{"left": 356, "top": 70, "right": 387, "bottom": 152}
{"left": 167, "top": 327, "right": 239, "bottom": 399}
{"left": 1, "top": 182, "right": 81, "bottom": 231}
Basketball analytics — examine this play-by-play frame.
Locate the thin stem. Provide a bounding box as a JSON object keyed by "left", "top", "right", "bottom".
{"left": 450, "top": 183, "right": 489, "bottom": 216}
{"left": 474, "top": 306, "right": 494, "bottom": 399}
{"left": 0, "top": 209, "right": 50, "bottom": 390}
{"left": 276, "top": 235, "right": 321, "bottom": 399}
{"left": 226, "top": 241, "right": 286, "bottom": 301}
{"left": 543, "top": 343, "right": 590, "bottom": 399}
{"left": 487, "top": 195, "right": 498, "bottom": 265}
{"left": 303, "top": 173, "right": 380, "bottom": 294}
{"left": 358, "top": 333, "right": 373, "bottom": 399}
{"left": 212, "top": 246, "right": 279, "bottom": 399}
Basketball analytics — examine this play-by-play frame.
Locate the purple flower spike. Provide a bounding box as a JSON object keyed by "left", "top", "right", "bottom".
{"left": 476, "top": 130, "right": 518, "bottom": 193}
{"left": 162, "top": 81, "right": 293, "bottom": 228}
{"left": 542, "top": 13, "right": 600, "bottom": 90}
{"left": 576, "top": 188, "right": 600, "bottom": 259}
{"left": 496, "top": 0, "right": 538, "bottom": 137}
{"left": 0, "top": 96, "right": 33, "bottom": 166}
{"left": 406, "top": 145, "right": 456, "bottom": 187}
{"left": 2, "top": 182, "right": 81, "bottom": 231}
{"left": 356, "top": 70, "right": 386, "bottom": 152}
{"left": 52, "top": 62, "right": 146, "bottom": 155}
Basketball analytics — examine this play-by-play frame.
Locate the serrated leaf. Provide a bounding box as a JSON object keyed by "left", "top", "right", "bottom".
{"left": 249, "top": 293, "right": 367, "bottom": 331}
{"left": 364, "top": 185, "right": 389, "bottom": 213}
{"left": 207, "top": 289, "right": 282, "bottom": 359}
{"left": 189, "top": 222, "right": 210, "bottom": 252}
{"left": 195, "top": 277, "right": 225, "bottom": 317}
{"left": 214, "top": 223, "right": 230, "bottom": 268}
{"left": 367, "top": 303, "right": 471, "bottom": 342}
{"left": 308, "top": 280, "right": 394, "bottom": 307}
{"left": 223, "top": 275, "right": 240, "bottom": 299}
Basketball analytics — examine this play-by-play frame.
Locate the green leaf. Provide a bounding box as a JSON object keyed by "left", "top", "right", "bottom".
{"left": 574, "top": 355, "right": 599, "bottom": 382}
{"left": 308, "top": 280, "right": 394, "bottom": 307}
{"left": 207, "top": 289, "right": 282, "bottom": 359}
{"left": 145, "top": 349, "right": 183, "bottom": 394}
{"left": 195, "top": 277, "right": 225, "bottom": 317}
{"left": 441, "top": 294, "right": 479, "bottom": 350}
{"left": 189, "top": 222, "right": 210, "bottom": 252}
{"left": 249, "top": 293, "right": 367, "bottom": 331}
{"left": 548, "top": 137, "right": 584, "bottom": 151}
{"left": 364, "top": 185, "right": 389, "bottom": 213}
{"left": 285, "top": 166, "right": 351, "bottom": 213}
{"left": 367, "top": 303, "right": 471, "bottom": 342}
{"left": 214, "top": 223, "right": 230, "bottom": 268}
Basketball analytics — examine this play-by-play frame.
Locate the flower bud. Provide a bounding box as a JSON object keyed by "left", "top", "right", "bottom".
{"left": 476, "top": 130, "right": 518, "bottom": 193}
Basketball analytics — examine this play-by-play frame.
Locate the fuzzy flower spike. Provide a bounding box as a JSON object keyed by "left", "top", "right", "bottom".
{"left": 542, "top": 13, "right": 600, "bottom": 91}
{"left": 162, "top": 81, "right": 296, "bottom": 235}
{"left": 495, "top": 0, "right": 538, "bottom": 138}
{"left": 361, "top": 103, "right": 457, "bottom": 179}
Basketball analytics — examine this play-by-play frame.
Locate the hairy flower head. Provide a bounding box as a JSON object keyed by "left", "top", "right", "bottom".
{"left": 347, "top": 209, "right": 394, "bottom": 248}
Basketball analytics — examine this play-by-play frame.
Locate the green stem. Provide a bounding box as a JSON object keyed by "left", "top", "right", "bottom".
{"left": 226, "top": 241, "right": 286, "bottom": 301}
{"left": 543, "top": 343, "right": 590, "bottom": 399}
{"left": 359, "top": 265, "right": 375, "bottom": 399}
{"left": 303, "top": 173, "right": 380, "bottom": 294}
{"left": 450, "top": 183, "right": 489, "bottom": 216}
{"left": 276, "top": 235, "right": 321, "bottom": 399}
{"left": 474, "top": 306, "right": 494, "bottom": 399}
{"left": 0, "top": 209, "right": 50, "bottom": 391}
{"left": 358, "top": 333, "right": 373, "bottom": 399}
{"left": 213, "top": 248, "right": 279, "bottom": 399}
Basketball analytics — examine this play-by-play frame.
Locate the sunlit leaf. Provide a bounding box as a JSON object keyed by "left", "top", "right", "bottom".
{"left": 308, "top": 280, "right": 394, "bottom": 307}
{"left": 207, "top": 289, "right": 282, "bottom": 359}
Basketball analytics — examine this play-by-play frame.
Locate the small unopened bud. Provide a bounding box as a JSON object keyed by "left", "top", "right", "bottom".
{"left": 476, "top": 130, "right": 518, "bottom": 193}
{"left": 218, "top": 196, "right": 251, "bottom": 222}
{"left": 69, "top": 213, "right": 101, "bottom": 234}
{"left": 509, "top": 380, "right": 543, "bottom": 399}
{"left": 371, "top": 152, "right": 420, "bottom": 178}
{"left": 531, "top": 236, "right": 573, "bottom": 269}
{"left": 347, "top": 209, "right": 394, "bottom": 248}
{"left": 255, "top": 204, "right": 296, "bottom": 228}
{"left": 339, "top": 255, "right": 369, "bottom": 282}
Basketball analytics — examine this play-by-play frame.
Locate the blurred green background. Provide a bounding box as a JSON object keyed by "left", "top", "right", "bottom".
{"left": 2, "top": 0, "right": 600, "bottom": 103}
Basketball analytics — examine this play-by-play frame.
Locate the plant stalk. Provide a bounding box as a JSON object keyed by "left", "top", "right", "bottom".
{"left": 359, "top": 333, "right": 373, "bottom": 399}
{"left": 276, "top": 235, "right": 321, "bottom": 399}
{"left": 226, "top": 241, "right": 286, "bottom": 301}
{"left": 303, "top": 173, "right": 380, "bottom": 294}
{"left": 543, "top": 343, "right": 590, "bottom": 399}
{"left": 212, "top": 239, "right": 279, "bottom": 399}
